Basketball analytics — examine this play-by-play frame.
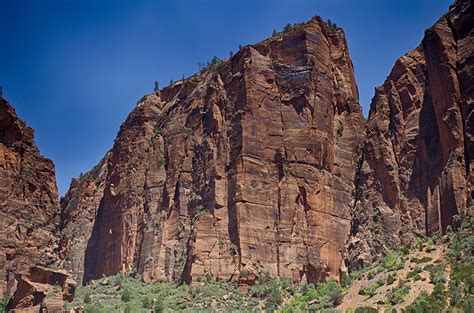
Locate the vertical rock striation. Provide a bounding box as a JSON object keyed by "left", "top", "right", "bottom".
{"left": 60, "top": 17, "right": 365, "bottom": 285}
{"left": 349, "top": 0, "right": 473, "bottom": 266}
{"left": 0, "top": 97, "right": 60, "bottom": 297}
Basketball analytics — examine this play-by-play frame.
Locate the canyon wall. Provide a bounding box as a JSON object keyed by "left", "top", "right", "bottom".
{"left": 0, "top": 97, "right": 60, "bottom": 296}
{"left": 60, "top": 0, "right": 473, "bottom": 286}
{"left": 60, "top": 17, "right": 365, "bottom": 286}
{"left": 348, "top": 0, "right": 473, "bottom": 266}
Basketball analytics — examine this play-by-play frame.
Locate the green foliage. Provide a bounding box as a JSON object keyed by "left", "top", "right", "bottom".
{"left": 387, "top": 280, "right": 410, "bottom": 305}
{"left": 367, "top": 271, "right": 375, "bottom": 280}
{"left": 382, "top": 251, "right": 398, "bottom": 270}
{"left": 337, "top": 124, "right": 344, "bottom": 137}
{"left": 0, "top": 298, "right": 8, "bottom": 313}
{"left": 158, "top": 156, "right": 166, "bottom": 166}
{"left": 406, "top": 266, "right": 423, "bottom": 281}
{"left": 83, "top": 292, "right": 92, "bottom": 304}
{"left": 386, "top": 273, "right": 396, "bottom": 285}
{"left": 194, "top": 208, "right": 207, "bottom": 219}
{"left": 354, "top": 307, "right": 378, "bottom": 313}
{"left": 358, "top": 280, "right": 384, "bottom": 298}
{"left": 326, "top": 19, "right": 338, "bottom": 31}
{"left": 410, "top": 256, "right": 432, "bottom": 264}
{"left": 155, "top": 127, "right": 164, "bottom": 137}
{"left": 403, "top": 291, "right": 445, "bottom": 313}
{"left": 121, "top": 287, "right": 133, "bottom": 302}
{"left": 281, "top": 280, "right": 343, "bottom": 312}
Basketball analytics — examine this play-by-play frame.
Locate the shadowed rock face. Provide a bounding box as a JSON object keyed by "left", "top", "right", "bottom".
{"left": 348, "top": 0, "right": 473, "bottom": 266}
{"left": 60, "top": 17, "right": 365, "bottom": 285}
{"left": 0, "top": 98, "right": 60, "bottom": 297}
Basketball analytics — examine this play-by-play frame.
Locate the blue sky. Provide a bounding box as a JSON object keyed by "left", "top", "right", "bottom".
{"left": 0, "top": 0, "right": 451, "bottom": 195}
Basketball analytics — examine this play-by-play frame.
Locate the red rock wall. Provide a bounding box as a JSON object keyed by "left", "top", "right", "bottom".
{"left": 60, "top": 17, "right": 365, "bottom": 285}
{"left": 348, "top": 0, "right": 473, "bottom": 266}
{"left": 0, "top": 98, "right": 60, "bottom": 297}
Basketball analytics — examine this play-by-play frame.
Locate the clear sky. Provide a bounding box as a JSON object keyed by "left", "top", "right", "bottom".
{"left": 0, "top": 0, "right": 452, "bottom": 195}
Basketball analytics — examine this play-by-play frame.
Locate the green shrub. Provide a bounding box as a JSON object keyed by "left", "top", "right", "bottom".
{"left": 382, "top": 251, "right": 398, "bottom": 270}
{"left": 387, "top": 273, "right": 396, "bottom": 285}
{"left": 410, "top": 256, "right": 432, "bottom": 264}
{"left": 367, "top": 271, "right": 375, "bottom": 280}
{"left": 407, "top": 266, "right": 423, "bottom": 281}
{"left": 154, "top": 302, "right": 165, "bottom": 313}
{"left": 121, "top": 287, "right": 132, "bottom": 302}
{"left": 358, "top": 280, "right": 383, "bottom": 298}
{"left": 83, "top": 292, "right": 92, "bottom": 304}
{"left": 403, "top": 291, "right": 446, "bottom": 313}
{"left": 354, "top": 307, "right": 378, "bottom": 313}
{"left": 0, "top": 298, "right": 8, "bottom": 313}
{"left": 387, "top": 280, "right": 410, "bottom": 305}
{"left": 337, "top": 124, "right": 344, "bottom": 137}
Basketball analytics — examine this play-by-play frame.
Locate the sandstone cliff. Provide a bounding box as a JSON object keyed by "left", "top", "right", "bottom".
{"left": 0, "top": 97, "right": 63, "bottom": 299}
{"left": 60, "top": 17, "right": 365, "bottom": 286}
{"left": 60, "top": 0, "right": 473, "bottom": 287}
{"left": 348, "top": 0, "right": 473, "bottom": 266}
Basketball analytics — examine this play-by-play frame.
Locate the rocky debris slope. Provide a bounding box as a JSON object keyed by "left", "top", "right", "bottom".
{"left": 60, "top": 17, "right": 365, "bottom": 286}
{"left": 349, "top": 0, "right": 473, "bottom": 266}
{"left": 7, "top": 266, "right": 76, "bottom": 312}
{"left": 0, "top": 97, "right": 60, "bottom": 295}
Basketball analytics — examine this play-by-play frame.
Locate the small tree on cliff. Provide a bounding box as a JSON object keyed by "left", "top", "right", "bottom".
{"left": 154, "top": 81, "right": 159, "bottom": 92}
{"left": 283, "top": 23, "right": 292, "bottom": 32}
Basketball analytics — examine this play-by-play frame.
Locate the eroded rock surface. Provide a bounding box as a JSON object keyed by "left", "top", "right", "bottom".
{"left": 0, "top": 97, "right": 61, "bottom": 298}
{"left": 349, "top": 0, "right": 473, "bottom": 266}
{"left": 7, "top": 266, "right": 76, "bottom": 312}
{"left": 60, "top": 17, "right": 365, "bottom": 285}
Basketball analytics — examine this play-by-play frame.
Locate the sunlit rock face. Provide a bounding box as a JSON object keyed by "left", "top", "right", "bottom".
{"left": 348, "top": 0, "right": 473, "bottom": 267}
{"left": 0, "top": 97, "right": 60, "bottom": 297}
{"left": 59, "top": 0, "right": 473, "bottom": 286}
{"left": 60, "top": 16, "right": 365, "bottom": 285}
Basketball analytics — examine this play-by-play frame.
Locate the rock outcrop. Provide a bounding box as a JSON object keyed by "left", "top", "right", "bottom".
{"left": 7, "top": 266, "right": 76, "bottom": 312}
{"left": 0, "top": 97, "right": 77, "bottom": 311}
{"left": 60, "top": 17, "right": 365, "bottom": 285}
{"left": 349, "top": 0, "right": 473, "bottom": 266}
{"left": 0, "top": 97, "right": 61, "bottom": 298}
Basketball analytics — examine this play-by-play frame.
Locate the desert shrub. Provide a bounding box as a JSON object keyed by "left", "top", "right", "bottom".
{"left": 403, "top": 291, "right": 445, "bottom": 313}
{"left": 387, "top": 273, "right": 396, "bottom": 285}
{"left": 121, "top": 287, "right": 132, "bottom": 302}
{"left": 407, "top": 266, "right": 423, "bottom": 281}
{"left": 281, "top": 280, "right": 343, "bottom": 312}
{"left": 337, "top": 124, "right": 344, "bottom": 137}
{"left": 354, "top": 307, "right": 378, "bottom": 313}
{"left": 83, "top": 292, "right": 92, "bottom": 304}
{"left": 387, "top": 280, "right": 410, "bottom": 305}
{"left": 0, "top": 298, "right": 8, "bottom": 313}
{"left": 358, "top": 280, "right": 383, "bottom": 298}
{"left": 382, "top": 251, "right": 399, "bottom": 270}
{"left": 367, "top": 271, "right": 375, "bottom": 280}
{"left": 84, "top": 302, "right": 107, "bottom": 313}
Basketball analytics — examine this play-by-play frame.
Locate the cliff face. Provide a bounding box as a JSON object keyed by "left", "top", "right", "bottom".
{"left": 0, "top": 98, "right": 60, "bottom": 296}
{"left": 60, "top": 17, "right": 365, "bottom": 285}
{"left": 60, "top": 0, "right": 472, "bottom": 286}
{"left": 349, "top": 0, "right": 473, "bottom": 266}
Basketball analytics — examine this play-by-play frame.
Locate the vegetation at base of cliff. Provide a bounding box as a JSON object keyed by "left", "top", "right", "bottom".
{"left": 69, "top": 215, "right": 473, "bottom": 312}
{"left": 403, "top": 215, "right": 474, "bottom": 312}
{"left": 0, "top": 297, "right": 8, "bottom": 313}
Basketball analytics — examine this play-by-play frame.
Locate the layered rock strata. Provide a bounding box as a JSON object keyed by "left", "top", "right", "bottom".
{"left": 348, "top": 0, "right": 473, "bottom": 266}
{"left": 0, "top": 97, "right": 61, "bottom": 298}
{"left": 60, "top": 17, "right": 365, "bottom": 285}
